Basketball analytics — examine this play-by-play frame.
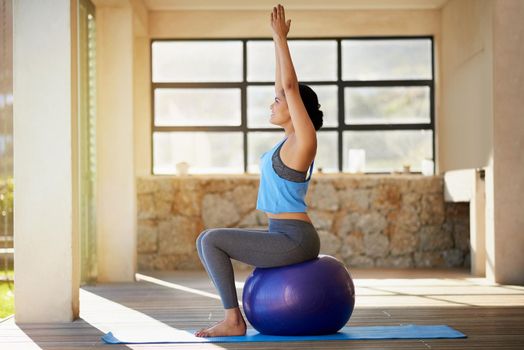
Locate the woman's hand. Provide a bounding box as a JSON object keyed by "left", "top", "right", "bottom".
{"left": 271, "top": 4, "right": 291, "bottom": 41}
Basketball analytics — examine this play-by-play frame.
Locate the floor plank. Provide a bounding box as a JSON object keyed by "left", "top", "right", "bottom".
{"left": 1, "top": 268, "right": 524, "bottom": 349}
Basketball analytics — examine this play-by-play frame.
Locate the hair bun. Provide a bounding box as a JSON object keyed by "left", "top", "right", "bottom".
{"left": 298, "top": 83, "right": 324, "bottom": 131}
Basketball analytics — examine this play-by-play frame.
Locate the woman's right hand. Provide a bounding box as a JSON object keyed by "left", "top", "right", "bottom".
{"left": 271, "top": 4, "right": 291, "bottom": 41}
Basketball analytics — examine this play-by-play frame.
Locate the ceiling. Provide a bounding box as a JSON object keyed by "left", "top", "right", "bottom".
{"left": 143, "top": 0, "right": 449, "bottom": 11}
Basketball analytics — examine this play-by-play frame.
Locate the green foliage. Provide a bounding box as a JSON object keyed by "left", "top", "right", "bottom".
{"left": 0, "top": 176, "right": 14, "bottom": 215}
{"left": 0, "top": 270, "right": 14, "bottom": 319}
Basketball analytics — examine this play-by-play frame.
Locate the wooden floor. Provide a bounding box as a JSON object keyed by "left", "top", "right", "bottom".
{"left": 1, "top": 268, "right": 524, "bottom": 349}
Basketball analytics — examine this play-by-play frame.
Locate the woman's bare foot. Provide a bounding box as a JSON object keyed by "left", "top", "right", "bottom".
{"left": 194, "top": 307, "right": 247, "bottom": 337}
{"left": 194, "top": 318, "right": 246, "bottom": 337}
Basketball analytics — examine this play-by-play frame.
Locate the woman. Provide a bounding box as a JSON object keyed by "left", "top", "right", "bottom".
{"left": 195, "top": 4, "right": 324, "bottom": 337}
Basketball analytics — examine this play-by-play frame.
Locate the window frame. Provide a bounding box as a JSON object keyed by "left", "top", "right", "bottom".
{"left": 150, "top": 36, "right": 435, "bottom": 175}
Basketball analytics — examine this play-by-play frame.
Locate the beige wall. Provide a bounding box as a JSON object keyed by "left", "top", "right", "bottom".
{"left": 441, "top": 0, "right": 524, "bottom": 284}
{"left": 133, "top": 36, "right": 151, "bottom": 177}
{"left": 149, "top": 9, "right": 440, "bottom": 38}
{"left": 13, "top": 0, "right": 80, "bottom": 322}
{"left": 490, "top": 0, "right": 524, "bottom": 284}
{"left": 96, "top": 6, "right": 137, "bottom": 282}
{"left": 440, "top": 0, "right": 493, "bottom": 172}
{"left": 91, "top": 0, "right": 148, "bottom": 282}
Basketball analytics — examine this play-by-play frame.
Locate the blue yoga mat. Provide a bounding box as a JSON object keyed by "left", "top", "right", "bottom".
{"left": 101, "top": 324, "right": 466, "bottom": 344}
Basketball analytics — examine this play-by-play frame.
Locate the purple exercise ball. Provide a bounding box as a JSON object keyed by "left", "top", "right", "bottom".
{"left": 242, "top": 254, "right": 355, "bottom": 336}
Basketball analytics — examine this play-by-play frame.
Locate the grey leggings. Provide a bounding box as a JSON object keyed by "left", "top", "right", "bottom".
{"left": 196, "top": 218, "right": 321, "bottom": 309}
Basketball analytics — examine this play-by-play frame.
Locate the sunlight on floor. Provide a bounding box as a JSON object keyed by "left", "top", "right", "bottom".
{"left": 137, "top": 270, "right": 524, "bottom": 309}
{"left": 354, "top": 278, "right": 524, "bottom": 307}
{"left": 0, "top": 323, "right": 43, "bottom": 350}
{"left": 135, "top": 272, "right": 228, "bottom": 304}
{"left": 79, "top": 289, "right": 225, "bottom": 348}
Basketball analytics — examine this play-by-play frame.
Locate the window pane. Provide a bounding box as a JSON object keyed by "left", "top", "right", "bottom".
{"left": 154, "top": 88, "right": 241, "bottom": 126}
{"left": 342, "top": 39, "right": 432, "bottom": 80}
{"left": 247, "top": 40, "right": 337, "bottom": 82}
{"left": 153, "top": 132, "right": 243, "bottom": 174}
{"left": 247, "top": 85, "right": 338, "bottom": 128}
{"left": 246, "top": 41, "right": 273, "bottom": 82}
{"left": 152, "top": 41, "right": 243, "bottom": 82}
{"left": 314, "top": 85, "right": 338, "bottom": 127}
{"left": 247, "top": 132, "right": 287, "bottom": 173}
{"left": 315, "top": 131, "right": 338, "bottom": 173}
{"left": 343, "top": 130, "right": 432, "bottom": 173}
{"left": 345, "top": 86, "right": 430, "bottom": 124}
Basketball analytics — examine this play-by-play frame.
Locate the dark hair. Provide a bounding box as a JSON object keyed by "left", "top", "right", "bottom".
{"left": 298, "top": 84, "right": 323, "bottom": 131}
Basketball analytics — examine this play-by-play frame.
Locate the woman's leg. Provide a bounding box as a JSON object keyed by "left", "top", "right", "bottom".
{"left": 196, "top": 230, "right": 239, "bottom": 335}
{"left": 196, "top": 229, "right": 216, "bottom": 287}
{"left": 199, "top": 227, "right": 314, "bottom": 309}
{"left": 194, "top": 221, "right": 319, "bottom": 337}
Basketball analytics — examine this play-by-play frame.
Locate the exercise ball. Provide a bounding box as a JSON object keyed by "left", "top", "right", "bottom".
{"left": 242, "top": 254, "right": 355, "bottom": 336}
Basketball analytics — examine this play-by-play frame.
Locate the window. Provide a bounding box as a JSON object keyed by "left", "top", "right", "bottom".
{"left": 151, "top": 37, "right": 434, "bottom": 175}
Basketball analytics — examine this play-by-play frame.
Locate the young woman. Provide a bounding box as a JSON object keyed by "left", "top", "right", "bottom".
{"left": 195, "top": 4, "right": 324, "bottom": 337}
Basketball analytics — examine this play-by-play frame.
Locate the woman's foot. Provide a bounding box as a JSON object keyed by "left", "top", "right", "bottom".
{"left": 194, "top": 318, "right": 247, "bottom": 337}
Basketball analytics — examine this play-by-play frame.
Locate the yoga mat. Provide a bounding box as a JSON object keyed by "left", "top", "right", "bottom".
{"left": 101, "top": 324, "right": 466, "bottom": 344}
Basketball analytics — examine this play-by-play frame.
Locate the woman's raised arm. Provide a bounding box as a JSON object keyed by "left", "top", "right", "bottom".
{"left": 271, "top": 4, "right": 316, "bottom": 149}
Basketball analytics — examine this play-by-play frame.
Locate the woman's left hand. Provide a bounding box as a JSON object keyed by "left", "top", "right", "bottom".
{"left": 271, "top": 4, "right": 291, "bottom": 40}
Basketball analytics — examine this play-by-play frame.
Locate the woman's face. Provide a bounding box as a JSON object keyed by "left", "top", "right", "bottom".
{"left": 269, "top": 91, "right": 290, "bottom": 126}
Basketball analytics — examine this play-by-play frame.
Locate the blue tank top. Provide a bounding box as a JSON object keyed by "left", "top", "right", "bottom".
{"left": 256, "top": 137, "right": 315, "bottom": 214}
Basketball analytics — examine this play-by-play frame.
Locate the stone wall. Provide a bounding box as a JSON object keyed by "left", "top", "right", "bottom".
{"left": 137, "top": 175, "right": 470, "bottom": 271}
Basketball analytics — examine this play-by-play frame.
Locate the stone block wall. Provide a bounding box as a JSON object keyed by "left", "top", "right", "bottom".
{"left": 137, "top": 175, "right": 470, "bottom": 271}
